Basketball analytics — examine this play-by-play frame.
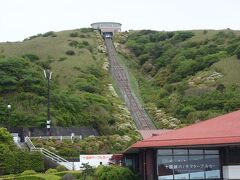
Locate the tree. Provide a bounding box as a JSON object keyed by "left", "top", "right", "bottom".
{"left": 81, "top": 163, "right": 95, "bottom": 180}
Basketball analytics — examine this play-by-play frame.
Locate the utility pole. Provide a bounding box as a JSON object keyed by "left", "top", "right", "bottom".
{"left": 7, "top": 104, "right": 11, "bottom": 131}
{"left": 43, "top": 69, "right": 52, "bottom": 136}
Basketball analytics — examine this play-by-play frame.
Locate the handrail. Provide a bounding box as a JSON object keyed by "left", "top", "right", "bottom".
{"left": 25, "top": 136, "right": 36, "bottom": 149}
{"left": 25, "top": 137, "right": 73, "bottom": 170}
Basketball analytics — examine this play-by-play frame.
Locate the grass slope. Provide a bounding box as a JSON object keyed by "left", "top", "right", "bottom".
{"left": 1, "top": 29, "right": 98, "bottom": 88}
{"left": 0, "top": 29, "right": 140, "bottom": 157}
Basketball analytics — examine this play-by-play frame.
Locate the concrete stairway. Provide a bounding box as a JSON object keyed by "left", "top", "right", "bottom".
{"left": 25, "top": 137, "right": 74, "bottom": 170}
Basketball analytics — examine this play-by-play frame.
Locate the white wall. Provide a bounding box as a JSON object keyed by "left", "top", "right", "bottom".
{"left": 80, "top": 154, "right": 114, "bottom": 167}
{"left": 59, "top": 154, "right": 117, "bottom": 170}
{"left": 223, "top": 165, "right": 240, "bottom": 179}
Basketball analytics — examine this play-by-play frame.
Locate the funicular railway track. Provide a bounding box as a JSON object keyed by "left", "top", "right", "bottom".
{"left": 105, "top": 38, "right": 156, "bottom": 130}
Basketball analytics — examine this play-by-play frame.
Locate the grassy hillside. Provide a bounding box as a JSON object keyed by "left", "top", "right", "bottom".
{"left": 1, "top": 29, "right": 99, "bottom": 88}
{"left": 115, "top": 29, "right": 240, "bottom": 128}
{"left": 0, "top": 28, "right": 139, "bottom": 155}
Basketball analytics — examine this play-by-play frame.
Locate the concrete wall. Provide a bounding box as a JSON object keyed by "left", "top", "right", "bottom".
{"left": 9, "top": 126, "right": 99, "bottom": 138}
{"left": 223, "top": 165, "right": 240, "bottom": 179}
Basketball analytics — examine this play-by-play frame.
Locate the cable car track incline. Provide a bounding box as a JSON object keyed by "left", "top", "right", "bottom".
{"left": 105, "top": 38, "right": 156, "bottom": 130}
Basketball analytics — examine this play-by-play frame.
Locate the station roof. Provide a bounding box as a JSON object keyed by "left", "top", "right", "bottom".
{"left": 127, "top": 110, "right": 240, "bottom": 152}
{"left": 91, "top": 22, "right": 122, "bottom": 26}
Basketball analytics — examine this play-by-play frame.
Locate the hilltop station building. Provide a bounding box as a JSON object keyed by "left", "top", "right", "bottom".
{"left": 91, "top": 22, "right": 121, "bottom": 37}
{"left": 124, "top": 110, "right": 240, "bottom": 180}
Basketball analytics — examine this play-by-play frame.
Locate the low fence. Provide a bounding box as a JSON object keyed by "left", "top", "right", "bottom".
{"left": 30, "top": 135, "right": 86, "bottom": 141}
{"left": 8, "top": 126, "right": 99, "bottom": 141}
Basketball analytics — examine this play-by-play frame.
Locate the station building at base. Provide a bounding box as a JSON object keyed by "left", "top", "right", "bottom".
{"left": 124, "top": 110, "right": 240, "bottom": 180}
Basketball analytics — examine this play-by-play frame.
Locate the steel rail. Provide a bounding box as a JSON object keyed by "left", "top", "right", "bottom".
{"left": 105, "top": 38, "right": 156, "bottom": 130}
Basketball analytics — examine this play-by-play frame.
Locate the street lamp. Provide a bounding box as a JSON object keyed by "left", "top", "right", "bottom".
{"left": 43, "top": 69, "right": 52, "bottom": 136}
{"left": 7, "top": 104, "right": 11, "bottom": 131}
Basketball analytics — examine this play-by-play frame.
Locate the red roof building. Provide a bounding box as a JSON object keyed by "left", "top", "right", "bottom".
{"left": 124, "top": 110, "right": 240, "bottom": 180}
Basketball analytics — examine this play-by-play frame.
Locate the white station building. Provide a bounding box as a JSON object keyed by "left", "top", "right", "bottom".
{"left": 91, "top": 22, "right": 121, "bottom": 37}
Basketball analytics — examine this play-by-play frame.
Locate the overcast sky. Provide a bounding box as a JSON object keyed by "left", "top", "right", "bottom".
{"left": 1, "top": 0, "right": 240, "bottom": 42}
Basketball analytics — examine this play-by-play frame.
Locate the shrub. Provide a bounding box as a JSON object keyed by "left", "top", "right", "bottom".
{"left": 45, "top": 168, "right": 58, "bottom": 174}
{"left": 65, "top": 50, "right": 75, "bottom": 56}
{"left": 37, "top": 61, "right": 51, "bottom": 69}
{"left": 69, "top": 40, "right": 79, "bottom": 47}
{"left": 216, "top": 84, "right": 225, "bottom": 93}
{"left": 42, "top": 31, "right": 56, "bottom": 37}
{"left": 82, "top": 40, "right": 89, "bottom": 46}
{"left": 95, "top": 165, "right": 136, "bottom": 180}
{"left": 23, "top": 34, "right": 42, "bottom": 41}
{"left": 236, "top": 47, "right": 240, "bottom": 59}
{"left": 81, "top": 163, "right": 95, "bottom": 178}
{"left": 56, "top": 165, "right": 68, "bottom": 172}
{"left": 79, "top": 34, "right": 86, "bottom": 38}
{"left": 80, "top": 28, "right": 93, "bottom": 33}
{"left": 22, "top": 54, "right": 40, "bottom": 62}
{"left": 173, "top": 31, "right": 194, "bottom": 41}
{"left": 21, "top": 170, "right": 37, "bottom": 175}
{"left": 70, "top": 32, "right": 79, "bottom": 37}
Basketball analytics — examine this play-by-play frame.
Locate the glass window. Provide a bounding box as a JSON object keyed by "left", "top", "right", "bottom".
{"left": 174, "top": 156, "right": 189, "bottom": 179}
{"left": 158, "top": 149, "right": 172, "bottom": 155}
{"left": 125, "top": 158, "right": 133, "bottom": 167}
{"left": 174, "top": 149, "right": 188, "bottom": 155}
{"left": 157, "top": 149, "right": 221, "bottom": 180}
{"left": 205, "top": 150, "right": 219, "bottom": 154}
{"left": 205, "top": 155, "right": 220, "bottom": 179}
{"left": 158, "top": 156, "right": 174, "bottom": 179}
{"left": 189, "top": 155, "right": 205, "bottom": 179}
{"left": 189, "top": 149, "right": 204, "bottom": 155}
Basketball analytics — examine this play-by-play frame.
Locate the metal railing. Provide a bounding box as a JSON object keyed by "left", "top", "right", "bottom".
{"left": 25, "top": 137, "right": 73, "bottom": 170}
{"left": 30, "top": 135, "right": 83, "bottom": 141}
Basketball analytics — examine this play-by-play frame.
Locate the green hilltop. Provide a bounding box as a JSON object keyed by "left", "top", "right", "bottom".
{"left": 114, "top": 29, "right": 240, "bottom": 128}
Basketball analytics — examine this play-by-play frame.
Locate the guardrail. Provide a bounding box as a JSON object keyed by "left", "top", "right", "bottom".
{"left": 30, "top": 135, "right": 84, "bottom": 141}
{"left": 25, "top": 137, "right": 73, "bottom": 170}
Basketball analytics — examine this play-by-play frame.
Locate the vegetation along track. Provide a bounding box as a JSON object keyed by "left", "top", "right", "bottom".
{"left": 105, "top": 38, "right": 156, "bottom": 130}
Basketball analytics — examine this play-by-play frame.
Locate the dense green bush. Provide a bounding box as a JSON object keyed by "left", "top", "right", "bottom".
{"left": 121, "top": 30, "right": 240, "bottom": 127}
{"left": 69, "top": 40, "right": 90, "bottom": 49}
{"left": 56, "top": 165, "right": 68, "bottom": 172}
{"left": 236, "top": 47, "right": 240, "bottom": 59}
{"left": 80, "top": 28, "right": 93, "bottom": 33}
{"left": 32, "top": 134, "right": 138, "bottom": 157}
{"left": 21, "top": 170, "right": 37, "bottom": 175}
{"left": 65, "top": 50, "right": 75, "bottom": 56}
{"left": 42, "top": 31, "right": 56, "bottom": 37}
{"left": 22, "top": 54, "right": 40, "bottom": 62}
{"left": 173, "top": 31, "right": 194, "bottom": 41}
{"left": 95, "top": 165, "right": 136, "bottom": 180}
{"left": 70, "top": 32, "right": 79, "bottom": 37}
{"left": 45, "top": 168, "right": 58, "bottom": 174}
{"left": 0, "top": 128, "right": 44, "bottom": 175}
{"left": 23, "top": 34, "right": 42, "bottom": 41}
